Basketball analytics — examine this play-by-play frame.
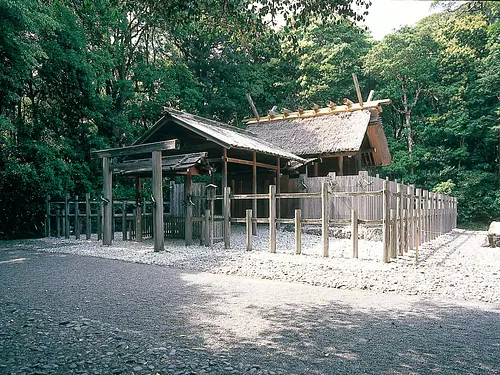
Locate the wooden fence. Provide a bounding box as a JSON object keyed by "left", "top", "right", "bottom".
{"left": 44, "top": 172, "right": 457, "bottom": 263}
{"left": 210, "top": 172, "right": 457, "bottom": 263}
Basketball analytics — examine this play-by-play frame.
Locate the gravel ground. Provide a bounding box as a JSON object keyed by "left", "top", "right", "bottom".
{"left": 3, "top": 227, "right": 499, "bottom": 304}
{"left": 0, "top": 248, "right": 499, "bottom": 375}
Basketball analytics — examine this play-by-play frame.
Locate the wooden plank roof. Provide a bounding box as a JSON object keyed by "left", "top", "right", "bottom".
{"left": 134, "top": 109, "right": 306, "bottom": 163}
{"left": 112, "top": 152, "right": 208, "bottom": 175}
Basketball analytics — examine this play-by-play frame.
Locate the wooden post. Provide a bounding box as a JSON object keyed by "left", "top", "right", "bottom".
{"left": 102, "top": 157, "right": 113, "bottom": 245}
{"left": 276, "top": 157, "right": 281, "bottom": 230}
{"left": 408, "top": 185, "right": 414, "bottom": 250}
{"left": 295, "top": 209, "right": 302, "bottom": 255}
{"left": 56, "top": 209, "right": 61, "bottom": 237}
{"left": 74, "top": 195, "right": 80, "bottom": 240}
{"left": 97, "top": 200, "right": 102, "bottom": 241}
{"left": 204, "top": 209, "right": 210, "bottom": 246}
{"left": 136, "top": 178, "right": 143, "bottom": 242}
{"left": 422, "top": 190, "right": 428, "bottom": 244}
{"left": 152, "top": 150, "right": 164, "bottom": 252}
{"left": 85, "top": 193, "right": 91, "bottom": 240}
{"left": 338, "top": 156, "right": 344, "bottom": 176}
{"left": 429, "top": 192, "right": 434, "bottom": 240}
{"left": 352, "top": 208, "right": 358, "bottom": 258}
{"left": 222, "top": 148, "right": 228, "bottom": 194}
{"left": 321, "top": 182, "right": 329, "bottom": 257}
{"left": 185, "top": 168, "right": 193, "bottom": 246}
{"left": 64, "top": 192, "right": 70, "bottom": 239}
{"left": 45, "top": 195, "right": 51, "bottom": 237}
{"left": 246, "top": 209, "right": 252, "bottom": 251}
{"left": 415, "top": 188, "right": 421, "bottom": 263}
{"left": 210, "top": 198, "right": 215, "bottom": 247}
{"left": 397, "top": 184, "right": 403, "bottom": 256}
{"left": 252, "top": 151, "right": 257, "bottom": 235}
{"left": 223, "top": 186, "right": 231, "bottom": 248}
{"left": 382, "top": 180, "right": 390, "bottom": 263}
{"left": 390, "top": 209, "right": 397, "bottom": 258}
{"left": 269, "top": 185, "right": 277, "bottom": 253}
{"left": 122, "top": 201, "right": 127, "bottom": 241}
{"left": 403, "top": 209, "right": 408, "bottom": 253}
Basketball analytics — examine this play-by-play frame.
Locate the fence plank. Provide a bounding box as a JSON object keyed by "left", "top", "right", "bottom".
{"left": 295, "top": 209, "right": 302, "bottom": 255}
{"left": 269, "top": 185, "right": 277, "bottom": 253}
{"left": 246, "top": 209, "right": 252, "bottom": 251}
{"left": 322, "top": 182, "right": 329, "bottom": 257}
{"left": 352, "top": 209, "right": 358, "bottom": 258}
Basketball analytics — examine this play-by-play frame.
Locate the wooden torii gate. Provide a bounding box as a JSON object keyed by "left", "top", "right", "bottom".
{"left": 91, "top": 139, "right": 179, "bottom": 252}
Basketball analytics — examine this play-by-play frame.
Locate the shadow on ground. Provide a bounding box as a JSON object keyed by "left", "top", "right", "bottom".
{"left": 0, "top": 247, "right": 498, "bottom": 375}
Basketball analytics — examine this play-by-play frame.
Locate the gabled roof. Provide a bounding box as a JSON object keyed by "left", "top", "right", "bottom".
{"left": 246, "top": 110, "right": 372, "bottom": 156}
{"left": 134, "top": 109, "right": 306, "bottom": 162}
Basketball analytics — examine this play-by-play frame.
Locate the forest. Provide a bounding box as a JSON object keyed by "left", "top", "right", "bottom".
{"left": 0, "top": 0, "right": 498, "bottom": 238}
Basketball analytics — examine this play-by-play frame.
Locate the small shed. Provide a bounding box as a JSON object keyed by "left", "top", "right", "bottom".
{"left": 92, "top": 108, "right": 307, "bottom": 251}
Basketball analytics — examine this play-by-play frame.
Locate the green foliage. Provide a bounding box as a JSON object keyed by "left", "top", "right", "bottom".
{"left": 0, "top": 0, "right": 499, "bottom": 236}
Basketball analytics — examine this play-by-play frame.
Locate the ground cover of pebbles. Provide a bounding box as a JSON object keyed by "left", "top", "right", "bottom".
{"left": 3, "top": 227, "right": 499, "bottom": 304}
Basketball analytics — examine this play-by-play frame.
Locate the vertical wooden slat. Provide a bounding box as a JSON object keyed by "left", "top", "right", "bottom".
{"left": 390, "top": 208, "right": 397, "bottom": 258}
{"left": 85, "top": 193, "right": 91, "bottom": 240}
{"left": 152, "top": 150, "right": 164, "bottom": 252}
{"left": 102, "top": 157, "right": 113, "bottom": 245}
{"left": 56, "top": 209, "right": 61, "bottom": 237}
{"left": 223, "top": 186, "right": 231, "bottom": 248}
{"left": 276, "top": 157, "right": 281, "bottom": 230}
{"left": 185, "top": 168, "right": 193, "bottom": 246}
{"left": 204, "top": 209, "right": 210, "bottom": 246}
{"left": 122, "top": 201, "right": 127, "bottom": 241}
{"left": 74, "top": 195, "right": 80, "bottom": 240}
{"left": 97, "top": 200, "right": 102, "bottom": 241}
{"left": 246, "top": 209, "right": 252, "bottom": 251}
{"left": 269, "top": 185, "right": 276, "bottom": 253}
{"left": 415, "top": 189, "right": 421, "bottom": 263}
{"left": 65, "top": 192, "right": 70, "bottom": 239}
{"left": 408, "top": 185, "right": 414, "bottom": 250}
{"left": 382, "top": 180, "right": 390, "bottom": 263}
{"left": 136, "top": 178, "right": 143, "bottom": 242}
{"left": 403, "top": 209, "right": 408, "bottom": 253}
{"left": 322, "top": 182, "right": 329, "bottom": 257}
{"left": 252, "top": 151, "right": 257, "bottom": 235}
{"left": 295, "top": 209, "right": 301, "bottom": 255}
{"left": 352, "top": 208, "right": 358, "bottom": 259}
{"left": 397, "top": 184, "right": 403, "bottom": 256}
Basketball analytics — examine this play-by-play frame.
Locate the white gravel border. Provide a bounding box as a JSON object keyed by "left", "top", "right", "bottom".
{"left": 3, "top": 226, "right": 499, "bottom": 304}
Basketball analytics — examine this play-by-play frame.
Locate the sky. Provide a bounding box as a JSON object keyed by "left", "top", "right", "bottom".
{"left": 363, "top": 0, "right": 439, "bottom": 40}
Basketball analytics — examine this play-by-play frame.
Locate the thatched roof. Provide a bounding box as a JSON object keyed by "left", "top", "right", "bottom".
{"left": 134, "top": 109, "right": 306, "bottom": 163}
{"left": 246, "top": 110, "right": 372, "bottom": 157}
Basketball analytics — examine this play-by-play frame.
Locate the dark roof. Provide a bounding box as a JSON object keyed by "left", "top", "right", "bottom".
{"left": 134, "top": 109, "right": 306, "bottom": 163}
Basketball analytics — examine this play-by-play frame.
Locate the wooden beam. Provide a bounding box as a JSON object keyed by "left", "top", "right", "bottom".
{"left": 102, "top": 157, "right": 113, "bottom": 245}
{"left": 91, "top": 139, "right": 179, "bottom": 159}
{"left": 352, "top": 73, "right": 363, "bottom": 107}
{"left": 152, "top": 150, "right": 164, "bottom": 252}
{"left": 244, "top": 99, "right": 391, "bottom": 124}
{"left": 226, "top": 157, "right": 278, "bottom": 171}
{"left": 111, "top": 152, "right": 208, "bottom": 174}
{"left": 246, "top": 93, "right": 260, "bottom": 121}
{"left": 367, "top": 90, "right": 375, "bottom": 102}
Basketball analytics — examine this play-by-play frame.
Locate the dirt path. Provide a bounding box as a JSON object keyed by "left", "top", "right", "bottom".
{"left": 1, "top": 247, "right": 499, "bottom": 375}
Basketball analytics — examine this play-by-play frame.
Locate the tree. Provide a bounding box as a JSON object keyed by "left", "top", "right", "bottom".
{"left": 364, "top": 25, "right": 440, "bottom": 173}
